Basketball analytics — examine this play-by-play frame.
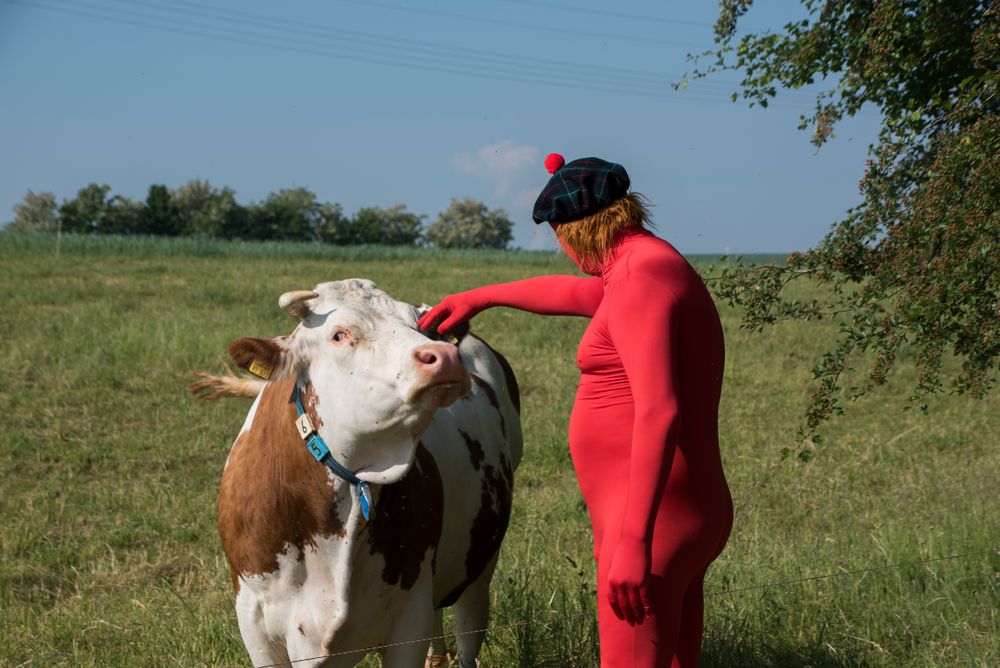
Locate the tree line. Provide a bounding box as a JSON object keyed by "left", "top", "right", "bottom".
{"left": 5, "top": 180, "right": 514, "bottom": 249}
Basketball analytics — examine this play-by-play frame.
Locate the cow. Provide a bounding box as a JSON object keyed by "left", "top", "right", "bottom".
{"left": 197, "top": 279, "right": 522, "bottom": 667}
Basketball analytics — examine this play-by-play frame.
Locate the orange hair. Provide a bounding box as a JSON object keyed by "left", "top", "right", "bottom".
{"left": 554, "top": 192, "right": 654, "bottom": 271}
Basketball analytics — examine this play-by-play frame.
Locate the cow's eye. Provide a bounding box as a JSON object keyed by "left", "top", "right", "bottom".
{"left": 331, "top": 330, "right": 350, "bottom": 343}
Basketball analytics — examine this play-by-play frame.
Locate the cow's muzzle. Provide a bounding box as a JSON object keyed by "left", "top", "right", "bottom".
{"left": 410, "top": 342, "right": 471, "bottom": 407}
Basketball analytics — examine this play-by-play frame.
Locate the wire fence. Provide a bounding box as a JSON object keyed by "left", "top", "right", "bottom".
{"left": 253, "top": 546, "right": 998, "bottom": 667}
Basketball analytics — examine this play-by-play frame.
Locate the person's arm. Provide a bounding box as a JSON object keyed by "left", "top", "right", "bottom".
{"left": 417, "top": 275, "right": 603, "bottom": 334}
{"left": 604, "top": 270, "right": 681, "bottom": 626}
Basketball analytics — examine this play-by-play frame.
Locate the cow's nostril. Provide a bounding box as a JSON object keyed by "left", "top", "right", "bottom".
{"left": 415, "top": 349, "right": 439, "bottom": 366}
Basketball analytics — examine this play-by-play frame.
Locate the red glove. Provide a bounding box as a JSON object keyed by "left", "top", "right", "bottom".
{"left": 606, "top": 535, "right": 652, "bottom": 626}
{"left": 417, "top": 290, "right": 490, "bottom": 335}
{"left": 417, "top": 275, "right": 603, "bottom": 335}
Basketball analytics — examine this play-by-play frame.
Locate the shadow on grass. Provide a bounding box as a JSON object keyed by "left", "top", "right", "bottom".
{"left": 702, "top": 635, "right": 876, "bottom": 668}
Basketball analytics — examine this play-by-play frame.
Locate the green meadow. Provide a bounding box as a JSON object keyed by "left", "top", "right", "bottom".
{"left": 1, "top": 233, "right": 997, "bottom": 667}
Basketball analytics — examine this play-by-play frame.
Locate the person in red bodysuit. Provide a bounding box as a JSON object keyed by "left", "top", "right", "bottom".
{"left": 419, "top": 154, "right": 733, "bottom": 667}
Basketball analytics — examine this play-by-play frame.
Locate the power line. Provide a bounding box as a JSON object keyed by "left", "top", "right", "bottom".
{"left": 172, "top": 0, "right": 817, "bottom": 101}
{"left": 114, "top": 0, "right": 681, "bottom": 87}
{"left": 7, "top": 0, "right": 825, "bottom": 110}
{"left": 494, "top": 0, "right": 715, "bottom": 29}
{"left": 135, "top": 0, "right": 831, "bottom": 104}
{"left": 117, "top": 0, "right": 794, "bottom": 99}
{"left": 329, "top": 0, "right": 709, "bottom": 50}
{"left": 12, "top": 0, "right": 671, "bottom": 98}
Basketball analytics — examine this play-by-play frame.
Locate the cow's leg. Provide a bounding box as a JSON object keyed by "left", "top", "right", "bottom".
{"left": 381, "top": 577, "right": 435, "bottom": 668}
{"left": 426, "top": 610, "right": 453, "bottom": 667}
{"left": 452, "top": 554, "right": 498, "bottom": 668}
{"left": 380, "top": 623, "right": 432, "bottom": 668}
{"left": 236, "top": 589, "right": 291, "bottom": 667}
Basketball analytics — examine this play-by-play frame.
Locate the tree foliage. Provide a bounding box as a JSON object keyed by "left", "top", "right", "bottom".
{"left": 426, "top": 197, "right": 513, "bottom": 249}
{"left": 173, "top": 179, "right": 247, "bottom": 238}
{"left": 8, "top": 190, "right": 58, "bottom": 232}
{"left": 243, "top": 187, "right": 328, "bottom": 241}
{"left": 139, "top": 185, "right": 183, "bottom": 237}
{"left": 346, "top": 204, "right": 425, "bottom": 246}
{"left": 7, "top": 184, "right": 510, "bottom": 250}
{"left": 688, "top": 0, "right": 999, "bottom": 444}
{"left": 58, "top": 183, "right": 141, "bottom": 235}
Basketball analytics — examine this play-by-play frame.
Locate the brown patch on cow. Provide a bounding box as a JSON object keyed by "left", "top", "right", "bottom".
{"left": 365, "top": 442, "right": 445, "bottom": 590}
{"left": 437, "top": 453, "right": 514, "bottom": 608}
{"left": 470, "top": 334, "right": 521, "bottom": 414}
{"left": 459, "top": 429, "right": 485, "bottom": 471}
{"left": 217, "top": 378, "right": 343, "bottom": 593}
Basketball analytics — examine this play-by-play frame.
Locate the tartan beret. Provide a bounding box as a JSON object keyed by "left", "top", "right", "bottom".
{"left": 532, "top": 155, "right": 631, "bottom": 225}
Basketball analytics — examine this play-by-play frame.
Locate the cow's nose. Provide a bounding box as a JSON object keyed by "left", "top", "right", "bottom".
{"left": 413, "top": 342, "right": 465, "bottom": 383}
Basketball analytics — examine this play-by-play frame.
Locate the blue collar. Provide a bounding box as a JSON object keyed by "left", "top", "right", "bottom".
{"left": 291, "top": 382, "right": 373, "bottom": 521}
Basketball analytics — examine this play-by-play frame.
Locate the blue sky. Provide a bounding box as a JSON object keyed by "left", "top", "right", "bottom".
{"left": 0, "top": 0, "right": 881, "bottom": 252}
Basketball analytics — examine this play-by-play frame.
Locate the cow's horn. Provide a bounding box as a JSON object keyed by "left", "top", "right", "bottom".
{"left": 278, "top": 290, "right": 319, "bottom": 319}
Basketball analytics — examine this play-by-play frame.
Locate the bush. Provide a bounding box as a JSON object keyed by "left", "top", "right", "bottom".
{"left": 425, "top": 197, "right": 513, "bottom": 249}
{"left": 344, "top": 204, "right": 424, "bottom": 246}
{"left": 6, "top": 190, "right": 58, "bottom": 232}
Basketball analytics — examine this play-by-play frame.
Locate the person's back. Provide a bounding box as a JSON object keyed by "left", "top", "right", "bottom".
{"left": 615, "top": 233, "right": 727, "bottom": 481}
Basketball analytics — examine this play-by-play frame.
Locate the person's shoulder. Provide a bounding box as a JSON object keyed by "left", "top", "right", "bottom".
{"left": 623, "top": 238, "right": 686, "bottom": 279}
{"left": 618, "top": 239, "right": 706, "bottom": 303}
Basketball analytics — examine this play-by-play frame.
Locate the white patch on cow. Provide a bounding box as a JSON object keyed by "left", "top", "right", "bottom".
{"left": 235, "top": 503, "right": 405, "bottom": 666}
{"left": 225, "top": 389, "right": 264, "bottom": 472}
{"left": 239, "top": 389, "right": 264, "bottom": 436}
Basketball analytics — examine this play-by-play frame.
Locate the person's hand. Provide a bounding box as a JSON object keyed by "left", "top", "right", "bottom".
{"left": 606, "top": 534, "right": 652, "bottom": 626}
{"left": 417, "top": 291, "right": 487, "bottom": 335}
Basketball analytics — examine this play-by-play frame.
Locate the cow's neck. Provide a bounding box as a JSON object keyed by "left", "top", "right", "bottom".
{"left": 302, "top": 368, "right": 420, "bottom": 487}
{"left": 218, "top": 378, "right": 356, "bottom": 590}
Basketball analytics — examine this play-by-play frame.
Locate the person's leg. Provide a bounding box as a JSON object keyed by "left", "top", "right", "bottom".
{"left": 670, "top": 570, "right": 706, "bottom": 668}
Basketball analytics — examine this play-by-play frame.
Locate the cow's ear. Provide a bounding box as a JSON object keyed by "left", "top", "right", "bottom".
{"left": 228, "top": 337, "right": 291, "bottom": 380}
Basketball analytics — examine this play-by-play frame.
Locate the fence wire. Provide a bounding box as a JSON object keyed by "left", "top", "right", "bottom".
{"left": 255, "top": 546, "right": 998, "bottom": 667}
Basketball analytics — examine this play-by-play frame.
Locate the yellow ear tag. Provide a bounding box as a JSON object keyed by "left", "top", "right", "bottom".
{"left": 248, "top": 358, "right": 273, "bottom": 380}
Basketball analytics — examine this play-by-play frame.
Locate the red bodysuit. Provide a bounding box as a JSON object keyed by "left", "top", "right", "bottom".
{"left": 420, "top": 228, "right": 733, "bottom": 666}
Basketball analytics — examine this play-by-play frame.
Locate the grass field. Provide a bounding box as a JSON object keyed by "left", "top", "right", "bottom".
{"left": 1, "top": 233, "right": 997, "bottom": 667}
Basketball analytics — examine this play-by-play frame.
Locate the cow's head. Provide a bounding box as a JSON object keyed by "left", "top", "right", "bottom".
{"left": 228, "top": 279, "right": 470, "bottom": 485}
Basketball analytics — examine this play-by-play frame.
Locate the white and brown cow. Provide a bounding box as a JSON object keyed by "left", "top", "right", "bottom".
{"left": 203, "top": 279, "right": 521, "bottom": 667}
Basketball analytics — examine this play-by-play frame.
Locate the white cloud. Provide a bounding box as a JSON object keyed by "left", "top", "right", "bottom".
{"left": 451, "top": 140, "right": 540, "bottom": 195}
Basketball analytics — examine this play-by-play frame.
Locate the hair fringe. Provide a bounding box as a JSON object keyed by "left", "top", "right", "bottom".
{"left": 555, "top": 193, "right": 654, "bottom": 270}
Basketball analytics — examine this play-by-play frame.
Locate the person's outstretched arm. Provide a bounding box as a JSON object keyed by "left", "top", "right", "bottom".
{"left": 603, "top": 268, "right": 681, "bottom": 627}
{"left": 417, "top": 275, "right": 603, "bottom": 334}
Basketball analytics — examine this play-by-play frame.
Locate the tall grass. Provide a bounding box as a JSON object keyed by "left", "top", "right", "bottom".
{"left": 0, "top": 234, "right": 995, "bottom": 666}
{"left": 0, "top": 230, "right": 781, "bottom": 265}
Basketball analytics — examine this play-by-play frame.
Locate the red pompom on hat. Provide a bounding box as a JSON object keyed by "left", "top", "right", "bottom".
{"left": 544, "top": 153, "right": 566, "bottom": 174}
